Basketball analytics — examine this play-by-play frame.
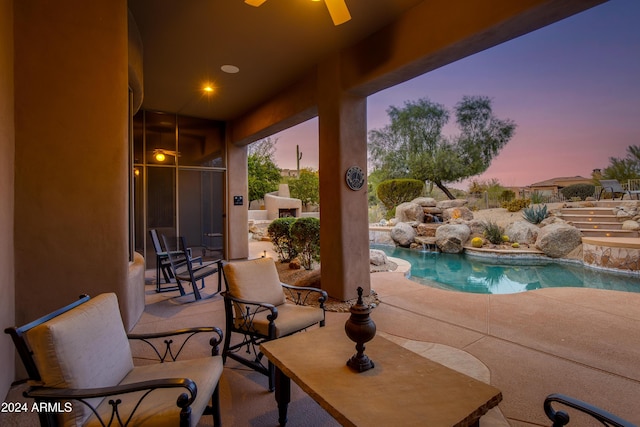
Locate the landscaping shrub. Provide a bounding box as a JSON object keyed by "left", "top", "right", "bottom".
{"left": 376, "top": 179, "right": 425, "bottom": 210}
{"left": 530, "top": 191, "right": 544, "bottom": 204}
{"left": 500, "top": 189, "right": 516, "bottom": 202}
{"left": 522, "top": 204, "right": 548, "bottom": 224}
{"left": 560, "top": 183, "right": 595, "bottom": 201}
{"left": 290, "top": 217, "right": 320, "bottom": 270}
{"left": 482, "top": 221, "right": 504, "bottom": 244}
{"left": 267, "top": 217, "right": 298, "bottom": 262}
{"left": 501, "top": 198, "right": 530, "bottom": 212}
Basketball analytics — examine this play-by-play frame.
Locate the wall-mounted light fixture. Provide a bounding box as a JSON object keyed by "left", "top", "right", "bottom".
{"left": 152, "top": 149, "right": 179, "bottom": 162}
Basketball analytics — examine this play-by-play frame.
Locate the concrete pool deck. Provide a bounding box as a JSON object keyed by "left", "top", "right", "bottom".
{"left": 3, "top": 241, "right": 637, "bottom": 427}
{"left": 249, "top": 240, "right": 640, "bottom": 426}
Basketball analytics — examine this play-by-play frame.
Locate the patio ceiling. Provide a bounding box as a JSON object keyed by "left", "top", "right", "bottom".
{"left": 128, "top": 0, "right": 607, "bottom": 128}
{"left": 127, "top": 0, "right": 425, "bottom": 122}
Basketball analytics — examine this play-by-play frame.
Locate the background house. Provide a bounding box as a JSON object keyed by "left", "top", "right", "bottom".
{"left": 526, "top": 176, "right": 594, "bottom": 199}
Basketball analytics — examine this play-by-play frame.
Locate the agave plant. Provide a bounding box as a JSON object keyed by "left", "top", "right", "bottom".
{"left": 522, "top": 204, "right": 548, "bottom": 224}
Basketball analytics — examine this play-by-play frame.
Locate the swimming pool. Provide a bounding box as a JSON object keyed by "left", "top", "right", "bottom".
{"left": 371, "top": 244, "right": 640, "bottom": 294}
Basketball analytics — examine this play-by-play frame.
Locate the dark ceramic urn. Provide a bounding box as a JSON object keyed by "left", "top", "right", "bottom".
{"left": 345, "top": 286, "right": 376, "bottom": 372}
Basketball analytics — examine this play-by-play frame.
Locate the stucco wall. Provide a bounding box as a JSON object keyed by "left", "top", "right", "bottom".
{"left": 0, "top": 0, "right": 15, "bottom": 400}
{"left": 13, "top": 0, "right": 141, "bottom": 332}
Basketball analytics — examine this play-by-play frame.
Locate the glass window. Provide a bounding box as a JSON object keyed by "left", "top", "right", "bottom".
{"left": 179, "top": 169, "right": 225, "bottom": 261}
{"left": 146, "top": 112, "right": 177, "bottom": 165}
{"left": 178, "top": 115, "right": 225, "bottom": 167}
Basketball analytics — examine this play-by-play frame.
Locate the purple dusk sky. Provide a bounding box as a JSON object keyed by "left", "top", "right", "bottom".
{"left": 270, "top": 0, "right": 640, "bottom": 189}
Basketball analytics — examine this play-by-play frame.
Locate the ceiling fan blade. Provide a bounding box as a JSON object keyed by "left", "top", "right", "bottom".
{"left": 245, "top": 0, "right": 268, "bottom": 7}
{"left": 324, "top": 0, "right": 351, "bottom": 25}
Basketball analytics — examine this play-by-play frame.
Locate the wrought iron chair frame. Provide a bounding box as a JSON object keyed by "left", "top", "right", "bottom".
{"left": 5, "top": 294, "right": 224, "bottom": 427}
{"left": 162, "top": 235, "right": 222, "bottom": 301}
{"left": 544, "top": 393, "right": 635, "bottom": 427}
{"left": 149, "top": 229, "right": 195, "bottom": 293}
{"left": 221, "top": 266, "right": 327, "bottom": 391}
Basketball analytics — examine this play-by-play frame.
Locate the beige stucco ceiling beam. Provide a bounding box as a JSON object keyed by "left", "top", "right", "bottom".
{"left": 339, "top": 0, "right": 607, "bottom": 97}
{"left": 228, "top": 71, "right": 318, "bottom": 147}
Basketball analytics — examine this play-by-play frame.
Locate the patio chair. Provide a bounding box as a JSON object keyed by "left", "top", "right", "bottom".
{"left": 597, "top": 179, "right": 634, "bottom": 200}
{"left": 149, "top": 229, "right": 200, "bottom": 293}
{"left": 221, "top": 257, "right": 327, "bottom": 391}
{"left": 162, "top": 235, "right": 222, "bottom": 301}
{"left": 544, "top": 393, "right": 635, "bottom": 427}
{"left": 4, "top": 293, "right": 224, "bottom": 427}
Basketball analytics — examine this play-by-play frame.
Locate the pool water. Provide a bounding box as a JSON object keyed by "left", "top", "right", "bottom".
{"left": 372, "top": 245, "right": 640, "bottom": 294}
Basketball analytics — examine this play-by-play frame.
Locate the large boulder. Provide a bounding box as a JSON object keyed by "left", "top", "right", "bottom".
{"left": 465, "top": 219, "right": 486, "bottom": 236}
{"left": 540, "top": 216, "right": 565, "bottom": 227}
{"left": 442, "top": 206, "right": 474, "bottom": 222}
{"left": 535, "top": 223, "right": 582, "bottom": 258}
{"left": 395, "top": 202, "right": 424, "bottom": 224}
{"left": 416, "top": 223, "right": 441, "bottom": 237}
{"left": 391, "top": 222, "right": 416, "bottom": 247}
{"left": 437, "top": 199, "right": 468, "bottom": 209}
{"left": 505, "top": 221, "right": 540, "bottom": 244}
{"left": 435, "top": 224, "right": 470, "bottom": 253}
{"left": 294, "top": 268, "right": 321, "bottom": 289}
{"left": 369, "top": 249, "right": 389, "bottom": 266}
{"left": 411, "top": 197, "right": 437, "bottom": 207}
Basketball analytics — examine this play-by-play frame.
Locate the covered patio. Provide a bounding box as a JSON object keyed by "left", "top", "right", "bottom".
{"left": 3, "top": 241, "right": 638, "bottom": 425}
{"left": 3, "top": 0, "right": 627, "bottom": 423}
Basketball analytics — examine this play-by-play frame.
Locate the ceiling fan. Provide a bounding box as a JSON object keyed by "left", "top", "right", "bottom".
{"left": 244, "top": 0, "right": 351, "bottom": 26}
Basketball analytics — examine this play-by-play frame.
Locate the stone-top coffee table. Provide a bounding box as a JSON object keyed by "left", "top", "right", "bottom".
{"left": 261, "top": 325, "right": 502, "bottom": 426}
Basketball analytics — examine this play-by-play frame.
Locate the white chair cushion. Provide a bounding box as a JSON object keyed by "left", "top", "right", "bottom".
{"left": 84, "top": 356, "right": 223, "bottom": 427}
{"left": 234, "top": 303, "right": 324, "bottom": 338}
{"left": 224, "top": 258, "right": 286, "bottom": 306}
{"left": 26, "top": 293, "right": 134, "bottom": 427}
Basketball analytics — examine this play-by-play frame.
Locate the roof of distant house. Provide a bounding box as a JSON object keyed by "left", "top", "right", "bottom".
{"left": 529, "top": 176, "right": 593, "bottom": 187}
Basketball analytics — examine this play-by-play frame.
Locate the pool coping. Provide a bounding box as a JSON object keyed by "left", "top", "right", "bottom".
{"left": 582, "top": 236, "right": 640, "bottom": 249}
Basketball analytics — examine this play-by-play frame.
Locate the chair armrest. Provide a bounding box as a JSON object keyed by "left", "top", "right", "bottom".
{"left": 544, "top": 393, "right": 635, "bottom": 427}
{"left": 221, "top": 292, "right": 278, "bottom": 320}
{"left": 281, "top": 283, "right": 327, "bottom": 308}
{"left": 128, "top": 326, "right": 224, "bottom": 360}
{"left": 26, "top": 378, "right": 196, "bottom": 401}
{"left": 25, "top": 378, "right": 198, "bottom": 424}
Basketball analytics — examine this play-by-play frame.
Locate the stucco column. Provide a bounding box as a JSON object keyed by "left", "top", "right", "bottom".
{"left": 318, "top": 57, "right": 370, "bottom": 302}
{"left": 226, "top": 139, "right": 249, "bottom": 260}
{"left": 0, "top": 0, "right": 15, "bottom": 400}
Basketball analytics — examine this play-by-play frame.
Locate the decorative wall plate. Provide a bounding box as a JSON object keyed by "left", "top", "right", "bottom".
{"left": 345, "top": 166, "right": 365, "bottom": 191}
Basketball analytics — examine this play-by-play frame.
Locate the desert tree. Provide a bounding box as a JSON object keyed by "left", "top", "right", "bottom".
{"left": 248, "top": 137, "right": 281, "bottom": 203}
{"left": 368, "top": 96, "right": 516, "bottom": 199}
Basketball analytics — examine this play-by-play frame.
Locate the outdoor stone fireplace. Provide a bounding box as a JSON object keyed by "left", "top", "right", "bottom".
{"left": 264, "top": 184, "right": 302, "bottom": 220}
{"left": 279, "top": 208, "right": 297, "bottom": 218}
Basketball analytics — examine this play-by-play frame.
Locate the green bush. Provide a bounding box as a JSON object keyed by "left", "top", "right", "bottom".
{"left": 501, "top": 198, "right": 530, "bottom": 212}
{"left": 560, "top": 183, "right": 595, "bottom": 201}
{"left": 530, "top": 191, "right": 544, "bottom": 204}
{"left": 522, "top": 204, "right": 548, "bottom": 224}
{"left": 500, "top": 189, "right": 516, "bottom": 202}
{"left": 290, "top": 217, "right": 320, "bottom": 270}
{"left": 482, "top": 221, "right": 504, "bottom": 245}
{"left": 267, "top": 217, "right": 298, "bottom": 262}
{"left": 376, "top": 179, "right": 425, "bottom": 210}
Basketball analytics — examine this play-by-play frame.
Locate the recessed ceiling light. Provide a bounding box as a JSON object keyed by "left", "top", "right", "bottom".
{"left": 221, "top": 65, "right": 240, "bottom": 74}
{"left": 203, "top": 85, "right": 214, "bottom": 93}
